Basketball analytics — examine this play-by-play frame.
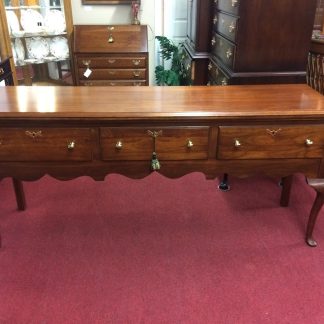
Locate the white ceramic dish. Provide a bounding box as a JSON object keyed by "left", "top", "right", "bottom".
{"left": 44, "top": 10, "right": 66, "bottom": 34}
{"left": 20, "top": 9, "right": 45, "bottom": 33}
{"left": 6, "top": 11, "right": 20, "bottom": 33}
{"left": 26, "top": 37, "right": 50, "bottom": 59}
{"left": 49, "top": 36, "right": 69, "bottom": 59}
{"left": 15, "top": 38, "right": 25, "bottom": 61}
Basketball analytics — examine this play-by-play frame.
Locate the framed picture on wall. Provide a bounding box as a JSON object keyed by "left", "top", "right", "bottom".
{"left": 82, "top": 0, "right": 140, "bottom": 4}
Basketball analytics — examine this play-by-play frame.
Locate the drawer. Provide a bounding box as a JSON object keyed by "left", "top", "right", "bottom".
{"left": 78, "top": 68, "right": 146, "bottom": 80}
{"left": 76, "top": 56, "right": 147, "bottom": 69}
{"left": 100, "top": 127, "right": 209, "bottom": 161}
{"left": 216, "top": 0, "right": 240, "bottom": 16}
{"left": 0, "top": 128, "right": 93, "bottom": 161}
{"left": 80, "top": 80, "right": 146, "bottom": 86}
{"left": 217, "top": 125, "right": 324, "bottom": 159}
{"left": 211, "top": 33, "right": 235, "bottom": 70}
{"left": 215, "top": 12, "right": 238, "bottom": 43}
{"left": 208, "top": 60, "right": 229, "bottom": 85}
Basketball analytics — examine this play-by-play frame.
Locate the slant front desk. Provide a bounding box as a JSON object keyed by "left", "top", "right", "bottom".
{"left": 1, "top": 85, "right": 324, "bottom": 247}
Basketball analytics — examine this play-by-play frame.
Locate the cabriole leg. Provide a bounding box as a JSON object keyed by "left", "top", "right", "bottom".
{"left": 218, "top": 173, "right": 230, "bottom": 191}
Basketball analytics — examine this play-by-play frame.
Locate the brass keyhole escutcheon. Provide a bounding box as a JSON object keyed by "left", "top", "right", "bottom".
{"left": 67, "top": 140, "right": 75, "bottom": 150}
{"left": 108, "top": 34, "right": 114, "bottom": 43}
{"left": 187, "top": 139, "right": 194, "bottom": 148}
{"left": 115, "top": 140, "right": 123, "bottom": 149}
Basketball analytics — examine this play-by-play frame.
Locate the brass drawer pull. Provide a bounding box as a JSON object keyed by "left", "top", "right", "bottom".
{"left": 234, "top": 139, "right": 241, "bottom": 147}
{"left": 108, "top": 59, "right": 116, "bottom": 64}
{"left": 0, "top": 68, "right": 4, "bottom": 76}
{"left": 132, "top": 59, "right": 141, "bottom": 66}
{"left": 266, "top": 128, "right": 282, "bottom": 136}
{"left": 133, "top": 71, "right": 141, "bottom": 78}
{"left": 25, "top": 130, "right": 42, "bottom": 139}
{"left": 211, "top": 37, "right": 216, "bottom": 46}
{"left": 82, "top": 60, "right": 91, "bottom": 67}
{"left": 133, "top": 82, "right": 142, "bottom": 86}
{"left": 67, "top": 141, "right": 75, "bottom": 150}
{"left": 115, "top": 140, "right": 123, "bottom": 149}
{"left": 109, "top": 71, "right": 116, "bottom": 75}
{"left": 229, "top": 22, "right": 235, "bottom": 33}
{"left": 305, "top": 138, "right": 314, "bottom": 146}
{"left": 187, "top": 140, "right": 194, "bottom": 148}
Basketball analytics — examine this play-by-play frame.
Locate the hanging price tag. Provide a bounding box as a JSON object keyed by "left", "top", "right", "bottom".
{"left": 83, "top": 68, "right": 92, "bottom": 78}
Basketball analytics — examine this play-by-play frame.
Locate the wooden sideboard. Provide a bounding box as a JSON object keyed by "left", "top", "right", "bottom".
{"left": 1, "top": 85, "right": 324, "bottom": 247}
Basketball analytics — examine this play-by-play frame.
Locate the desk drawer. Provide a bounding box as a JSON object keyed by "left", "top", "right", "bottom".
{"left": 0, "top": 128, "right": 93, "bottom": 161}
{"left": 77, "top": 56, "right": 147, "bottom": 68}
{"left": 78, "top": 68, "right": 146, "bottom": 80}
{"left": 100, "top": 127, "right": 209, "bottom": 161}
{"left": 217, "top": 125, "right": 324, "bottom": 159}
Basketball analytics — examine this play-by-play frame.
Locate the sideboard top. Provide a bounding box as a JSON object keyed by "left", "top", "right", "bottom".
{"left": 0, "top": 85, "right": 324, "bottom": 121}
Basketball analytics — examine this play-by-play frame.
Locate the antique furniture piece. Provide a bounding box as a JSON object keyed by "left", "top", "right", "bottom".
{"left": 183, "top": 0, "right": 213, "bottom": 85}
{"left": 0, "top": 56, "right": 14, "bottom": 85}
{"left": 0, "top": 0, "right": 73, "bottom": 86}
{"left": 82, "top": 0, "right": 139, "bottom": 4}
{"left": 73, "top": 25, "right": 148, "bottom": 86}
{"left": 1, "top": 84, "right": 324, "bottom": 247}
{"left": 207, "top": 0, "right": 317, "bottom": 85}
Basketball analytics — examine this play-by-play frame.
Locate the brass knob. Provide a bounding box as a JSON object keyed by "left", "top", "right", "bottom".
{"left": 0, "top": 68, "right": 4, "bottom": 76}
{"left": 187, "top": 140, "right": 194, "bottom": 148}
{"left": 226, "top": 49, "right": 233, "bottom": 59}
{"left": 67, "top": 141, "right": 75, "bottom": 150}
{"left": 115, "top": 140, "right": 123, "bottom": 149}
{"left": 108, "top": 34, "right": 114, "bottom": 43}
{"left": 234, "top": 139, "right": 241, "bottom": 147}
{"left": 305, "top": 138, "right": 314, "bottom": 146}
{"left": 229, "top": 22, "right": 235, "bottom": 33}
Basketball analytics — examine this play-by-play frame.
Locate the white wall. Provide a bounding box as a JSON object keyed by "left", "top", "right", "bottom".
{"left": 71, "top": 0, "right": 155, "bottom": 84}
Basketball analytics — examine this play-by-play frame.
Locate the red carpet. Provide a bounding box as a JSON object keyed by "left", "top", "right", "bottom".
{"left": 1, "top": 173, "right": 324, "bottom": 323}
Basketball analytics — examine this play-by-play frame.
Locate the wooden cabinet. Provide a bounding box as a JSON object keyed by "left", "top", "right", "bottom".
{"left": 73, "top": 25, "right": 149, "bottom": 86}
{"left": 183, "top": 0, "right": 213, "bottom": 85}
{"left": 208, "top": 0, "right": 317, "bottom": 85}
{"left": 0, "top": 0, "right": 73, "bottom": 86}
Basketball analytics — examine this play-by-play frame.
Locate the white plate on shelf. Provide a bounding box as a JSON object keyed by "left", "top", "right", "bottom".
{"left": 26, "top": 37, "right": 50, "bottom": 60}
{"left": 44, "top": 10, "right": 66, "bottom": 34}
{"left": 6, "top": 11, "right": 20, "bottom": 33}
{"left": 15, "top": 38, "right": 25, "bottom": 61}
{"left": 49, "top": 36, "right": 69, "bottom": 59}
{"left": 20, "top": 9, "right": 45, "bottom": 33}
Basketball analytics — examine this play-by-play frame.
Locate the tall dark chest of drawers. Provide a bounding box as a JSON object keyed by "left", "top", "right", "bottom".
{"left": 73, "top": 25, "right": 149, "bottom": 86}
{"left": 208, "top": 0, "right": 317, "bottom": 85}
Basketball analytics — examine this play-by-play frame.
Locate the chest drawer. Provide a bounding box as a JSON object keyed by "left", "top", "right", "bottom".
{"left": 77, "top": 56, "right": 147, "bottom": 69}
{"left": 211, "top": 33, "right": 235, "bottom": 69}
{"left": 100, "top": 127, "right": 209, "bottom": 161}
{"left": 80, "top": 80, "right": 145, "bottom": 86}
{"left": 217, "top": 125, "right": 324, "bottom": 159}
{"left": 214, "top": 12, "right": 238, "bottom": 43}
{"left": 216, "top": 0, "right": 240, "bottom": 16}
{"left": 78, "top": 69, "right": 146, "bottom": 81}
{"left": 0, "top": 128, "right": 93, "bottom": 161}
{"left": 208, "top": 60, "right": 229, "bottom": 86}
